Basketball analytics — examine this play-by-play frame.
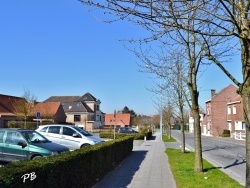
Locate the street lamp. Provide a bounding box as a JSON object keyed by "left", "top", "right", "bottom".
{"left": 160, "top": 98, "right": 163, "bottom": 141}
{"left": 114, "top": 110, "right": 116, "bottom": 139}
{"left": 160, "top": 74, "right": 163, "bottom": 141}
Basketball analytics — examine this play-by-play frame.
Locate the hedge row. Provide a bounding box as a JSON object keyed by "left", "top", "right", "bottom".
{"left": 0, "top": 136, "right": 134, "bottom": 188}
{"left": 99, "top": 131, "right": 152, "bottom": 140}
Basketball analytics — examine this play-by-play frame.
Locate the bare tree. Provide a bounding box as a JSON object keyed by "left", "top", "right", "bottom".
{"left": 162, "top": 101, "right": 173, "bottom": 138}
{"left": 15, "top": 88, "right": 36, "bottom": 128}
{"left": 177, "top": 1, "right": 250, "bottom": 186}
{"left": 78, "top": 0, "right": 232, "bottom": 174}
{"left": 169, "top": 56, "right": 189, "bottom": 153}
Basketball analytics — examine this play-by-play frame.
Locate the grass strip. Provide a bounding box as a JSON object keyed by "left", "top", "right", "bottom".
{"left": 162, "top": 134, "right": 176, "bottom": 142}
{"left": 166, "top": 148, "right": 244, "bottom": 188}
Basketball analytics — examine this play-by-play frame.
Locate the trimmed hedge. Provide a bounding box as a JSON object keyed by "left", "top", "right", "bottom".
{"left": 0, "top": 136, "right": 134, "bottom": 188}
{"left": 99, "top": 131, "right": 152, "bottom": 140}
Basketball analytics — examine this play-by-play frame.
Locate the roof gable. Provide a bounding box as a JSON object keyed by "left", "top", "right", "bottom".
{"left": 44, "top": 96, "right": 80, "bottom": 103}
{"left": 77, "top": 92, "right": 97, "bottom": 102}
{"left": 0, "top": 94, "right": 26, "bottom": 114}
{"left": 33, "top": 102, "right": 62, "bottom": 116}
{"left": 44, "top": 92, "right": 98, "bottom": 103}
{"left": 211, "top": 84, "right": 238, "bottom": 101}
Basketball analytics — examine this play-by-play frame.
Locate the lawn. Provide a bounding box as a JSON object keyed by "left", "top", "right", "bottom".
{"left": 166, "top": 148, "right": 244, "bottom": 188}
{"left": 162, "top": 134, "right": 176, "bottom": 142}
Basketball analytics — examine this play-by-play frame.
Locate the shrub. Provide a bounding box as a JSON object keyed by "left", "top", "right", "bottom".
{"left": 221, "top": 129, "right": 230, "bottom": 137}
{"left": 99, "top": 131, "right": 152, "bottom": 140}
{"left": 0, "top": 136, "right": 134, "bottom": 187}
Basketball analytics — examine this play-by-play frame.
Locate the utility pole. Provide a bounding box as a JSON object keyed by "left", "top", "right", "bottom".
{"left": 114, "top": 110, "right": 116, "bottom": 139}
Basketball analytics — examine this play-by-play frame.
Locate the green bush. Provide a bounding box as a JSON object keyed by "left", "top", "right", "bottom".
{"left": 99, "top": 131, "right": 152, "bottom": 140}
{"left": 8, "top": 121, "right": 38, "bottom": 130}
{"left": 0, "top": 136, "right": 134, "bottom": 188}
{"left": 221, "top": 129, "right": 230, "bottom": 137}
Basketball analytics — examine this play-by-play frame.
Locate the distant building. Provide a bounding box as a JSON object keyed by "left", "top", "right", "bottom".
{"left": 0, "top": 94, "right": 26, "bottom": 128}
{"left": 32, "top": 102, "right": 66, "bottom": 124}
{"left": 203, "top": 84, "right": 238, "bottom": 137}
{"left": 105, "top": 113, "right": 131, "bottom": 127}
{"left": 44, "top": 92, "right": 104, "bottom": 130}
{"left": 227, "top": 95, "right": 245, "bottom": 134}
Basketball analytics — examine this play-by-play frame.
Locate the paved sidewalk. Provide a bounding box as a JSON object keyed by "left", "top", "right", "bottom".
{"left": 92, "top": 131, "right": 176, "bottom": 188}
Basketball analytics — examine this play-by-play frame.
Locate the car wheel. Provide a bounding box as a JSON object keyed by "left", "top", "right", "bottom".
{"left": 32, "top": 156, "right": 42, "bottom": 160}
{"left": 80, "top": 144, "right": 90, "bottom": 148}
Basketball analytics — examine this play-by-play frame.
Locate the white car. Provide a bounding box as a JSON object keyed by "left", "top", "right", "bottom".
{"left": 36, "top": 124, "right": 104, "bottom": 150}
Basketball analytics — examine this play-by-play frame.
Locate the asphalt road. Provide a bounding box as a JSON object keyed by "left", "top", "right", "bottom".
{"left": 170, "top": 130, "right": 246, "bottom": 186}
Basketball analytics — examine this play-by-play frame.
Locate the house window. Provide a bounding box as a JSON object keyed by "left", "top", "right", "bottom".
{"left": 235, "top": 121, "right": 244, "bottom": 130}
{"left": 233, "top": 106, "right": 236, "bottom": 114}
{"left": 87, "top": 114, "right": 95, "bottom": 121}
{"left": 243, "top": 122, "right": 246, "bottom": 130}
{"left": 227, "top": 106, "right": 231, "bottom": 114}
{"left": 74, "top": 115, "right": 81, "bottom": 122}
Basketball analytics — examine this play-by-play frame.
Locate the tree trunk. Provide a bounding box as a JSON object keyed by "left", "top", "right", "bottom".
{"left": 180, "top": 120, "right": 186, "bottom": 153}
{"left": 189, "top": 86, "right": 203, "bottom": 173}
{"left": 242, "top": 94, "right": 250, "bottom": 186}
{"left": 239, "top": 32, "right": 250, "bottom": 187}
{"left": 168, "top": 123, "right": 171, "bottom": 139}
{"left": 239, "top": 56, "right": 250, "bottom": 187}
{"left": 193, "top": 107, "right": 203, "bottom": 173}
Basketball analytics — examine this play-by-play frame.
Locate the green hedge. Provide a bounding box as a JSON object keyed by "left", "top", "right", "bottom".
{"left": 0, "top": 136, "right": 134, "bottom": 188}
{"left": 221, "top": 129, "right": 231, "bottom": 137}
{"left": 7, "top": 121, "right": 38, "bottom": 130}
{"left": 99, "top": 131, "right": 152, "bottom": 140}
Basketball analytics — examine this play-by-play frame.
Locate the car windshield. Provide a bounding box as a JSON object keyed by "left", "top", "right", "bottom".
{"left": 20, "top": 130, "right": 50, "bottom": 143}
{"left": 72, "top": 126, "right": 92, "bottom": 136}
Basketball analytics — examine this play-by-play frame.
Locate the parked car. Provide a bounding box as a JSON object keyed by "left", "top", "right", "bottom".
{"left": 0, "top": 128, "right": 69, "bottom": 162}
{"left": 36, "top": 124, "right": 104, "bottom": 150}
{"left": 118, "top": 127, "right": 139, "bottom": 134}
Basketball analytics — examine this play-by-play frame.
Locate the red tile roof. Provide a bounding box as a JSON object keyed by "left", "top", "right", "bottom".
{"left": 105, "top": 113, "right": 131, "bottom": 126}
{"left": 0, "top": 94, "right": 26, "bottom": 115}
{"left": 33, "top": 102, "right": 62, "bottom": 117}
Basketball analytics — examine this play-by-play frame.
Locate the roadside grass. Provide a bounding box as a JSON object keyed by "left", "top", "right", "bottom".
{"left": 166, "top": 148, "right": 244, "bottom": 188}
{"left": 162, "top": 134, "right": 176, "bottom": 142}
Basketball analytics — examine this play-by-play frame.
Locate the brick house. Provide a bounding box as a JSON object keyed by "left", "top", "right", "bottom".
{"left": 32, "top": 102, "right": 66, "bottom": 124}
{"left": 105, "top": 113, "right": 131, "bottom": 127}
{"left": 227, "top": 95, "right": 245, "bottom": 134}
{"left": 44, "top": 92, "right": 105, "bottom": 131}
{"left": 0, "top": 94, "right": 67, "bottom": 128}
{"left": 203, "top": 84, "right": 238, "bottom": 137}
{"left": 0, "top": 94, "right": 26, "bottom": 128}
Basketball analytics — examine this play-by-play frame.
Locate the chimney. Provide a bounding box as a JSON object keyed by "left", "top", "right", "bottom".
{"left": 211, "top": 89, "right": 216, "bottom": 97}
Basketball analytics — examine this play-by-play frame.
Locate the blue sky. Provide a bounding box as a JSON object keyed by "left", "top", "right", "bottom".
{"left": 0, "top": 1, "right": 243, "bottom": 115}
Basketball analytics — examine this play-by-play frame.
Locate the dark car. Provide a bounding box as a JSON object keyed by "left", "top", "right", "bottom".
{"left": 0, "top": 128, "right": 69, "bottom": 162}
{"left": 118, "top": 127, "right": 139, "bottom": 134}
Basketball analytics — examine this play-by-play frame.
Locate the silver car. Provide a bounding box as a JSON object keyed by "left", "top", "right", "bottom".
{"left": 36, "top": 125, "right": 104, "bottom": 150}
